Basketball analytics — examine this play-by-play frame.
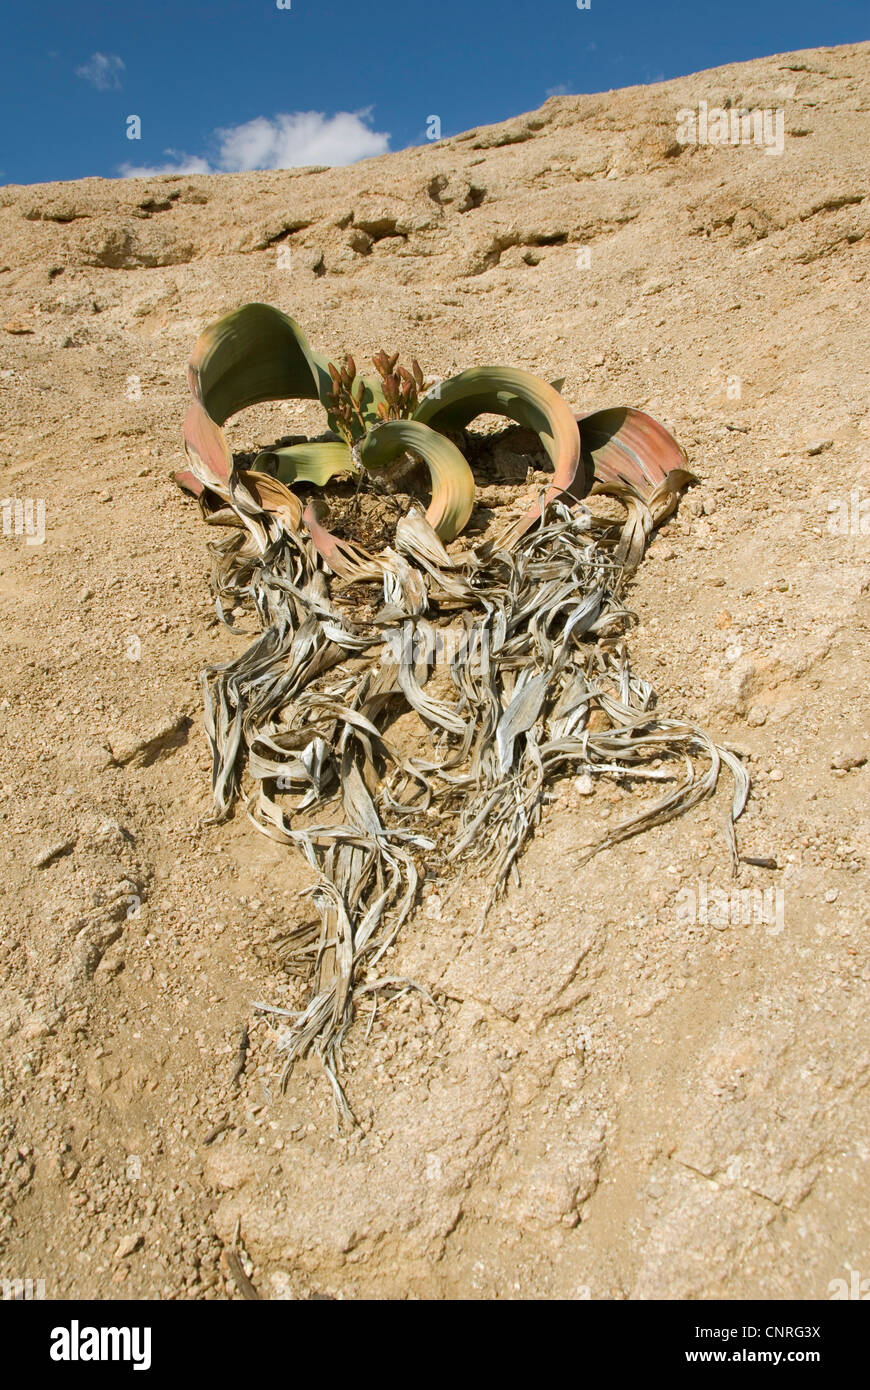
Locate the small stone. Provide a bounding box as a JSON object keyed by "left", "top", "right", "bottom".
{"left": 831, "top": 749, "right": 866, "bottom": 771}
{"left": 806, "top": 439, "right": 833, "bottom": 456}
{"left": 715, "top": 610, "right": 732, "bottom": 629}
{"left": 824, "top": 889, "right": 838, "bottom": 903}
{"left": 575, "top": 773, "right": 595, "bottom": 796}
{"left": 707, "top": 576, "right": 726, "bottom": 587}
{"left": 725, "top": 644, "right": 743, "bottom": 664}
{"left": 746, "top": 706, "right": 767, "bottom": 727}
{"left": 92, "top": 817, "right": 133, "bottom": 847}
{"left": 78, "top": 586, "right": 94, "bottom": 603}
{"left": 347, "top": 228, "right": 372, "bottom": 255}
{"left": 114, "top": 1233, "right": 143, "bottom": 1260}
{"left": 59, "top": 1154, "right": 80, "bottom": 1182}
{"left": 33, "top": 839, "right": 75, "bottom": 869}
{"left": 3, "top": 319, "right": 34, "bottom": 334}
{"left": 425, "top": 894, "right": 443, "bottom": 921}
{"left": 768, "top": 768, "right": 784, "bottom": 782}
{"left": 95, "top": 950, "right": 125, "bottom": 979}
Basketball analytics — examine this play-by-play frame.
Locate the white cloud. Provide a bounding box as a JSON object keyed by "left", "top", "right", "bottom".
{"left": 77, "top": 52, "right": 125, "bottom": 91}
{"left": 120, "top": 155, "right": 212, "bottom": 178}
{"left": 217, "top": 110, "right": 389, "bottom": 170}
{"left": 119, "top": 110, "right": 389, "bottom": 179}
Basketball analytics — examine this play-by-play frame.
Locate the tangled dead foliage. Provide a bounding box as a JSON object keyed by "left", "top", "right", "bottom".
{"left": 196, "top": 474, "right": 748, "bottom": 1118}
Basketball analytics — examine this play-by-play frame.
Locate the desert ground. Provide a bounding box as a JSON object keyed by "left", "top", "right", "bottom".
{"left": 0, "top": 41, "right": 868, "bottom": 1300}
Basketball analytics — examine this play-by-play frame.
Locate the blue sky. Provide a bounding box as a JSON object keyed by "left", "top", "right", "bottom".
{"left": 1, "top": 0, "right": 866, "bottom": 184}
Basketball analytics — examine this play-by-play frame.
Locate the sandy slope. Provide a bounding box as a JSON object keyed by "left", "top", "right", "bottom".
{"left": 0, "top": 41, "right": 868, "bottom": 1300}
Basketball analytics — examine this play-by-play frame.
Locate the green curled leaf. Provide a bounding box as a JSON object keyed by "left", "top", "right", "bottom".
{"left": 188, "top": 302, "right": 334, "bottom": 425}
{"left": 251, "top": 440, "right": 355, "bottom": 487}
{"left": 355, "top": 419, "right": 475, "bottom": 543}
{"left": 413, "top": 366, "right": 589, "bottom": 546}
{"left": 414, "top": 365, "right": 586, "bottom": 491}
